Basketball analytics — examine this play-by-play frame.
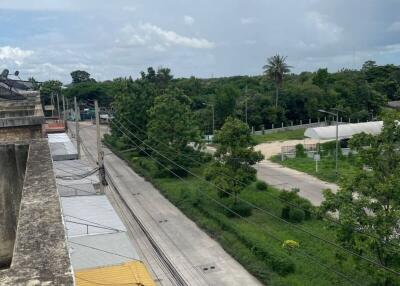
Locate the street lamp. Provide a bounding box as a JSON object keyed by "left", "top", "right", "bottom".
{"left": 318, "top": 109, "right": 340, "bottom": 176}
{"left": 203, "top": 102, "right": 215, "bottom": 135}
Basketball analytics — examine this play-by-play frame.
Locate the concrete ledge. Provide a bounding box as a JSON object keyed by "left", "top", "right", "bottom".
{"left": 0, "top": 139, "right": 73, "bottom": 285}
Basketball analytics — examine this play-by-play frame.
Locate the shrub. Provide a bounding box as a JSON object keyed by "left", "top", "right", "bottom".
{"left": 295, "top": 144, "right": 306, "bottom": 158}
{"left": 225, "top": 201, "right": 253, "bottom": 217}
{"left": 281, "top": 205, "right": 291, "bottom": 220}
{"left": 256, "top": 180, "right": 268, "bottom": 191}
{"left": 289, "top": 208, "right": 305, "bottom": 223}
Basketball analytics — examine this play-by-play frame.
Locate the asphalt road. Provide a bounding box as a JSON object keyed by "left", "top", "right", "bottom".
{"left": 75, "top": 122, "right": 262, "bottom": 286}
{"left": 256, "top": 160, "right": 338, "bottom": 206}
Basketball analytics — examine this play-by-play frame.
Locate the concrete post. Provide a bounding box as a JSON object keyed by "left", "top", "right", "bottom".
{"left": 95, "top": 100, "right": 105, "bottom": 194}
{"left": 261, "top": 125, "right": 265, "bottom": 135}
{"left": 74, "top": 96, "right": 80, "bottom": 159}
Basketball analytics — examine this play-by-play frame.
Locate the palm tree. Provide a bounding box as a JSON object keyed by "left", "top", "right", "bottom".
{"left": 263, "top": 54, "right": 291, "bottom": 107}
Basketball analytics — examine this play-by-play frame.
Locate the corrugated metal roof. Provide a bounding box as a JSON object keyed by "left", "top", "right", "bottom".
{"left": 304, "top": 121, "right": 383, "bottom": 140}
{"left": 48, "top": 133, "right": 78, "bottom": 161}
{"left": 75, "top": 261, "right": 156, "bottom": 286}
{"left": 68, "top": 232, "right": 140, "bottom": 270}
{"left": 61, "top": 195, "right": 126, "bottom": 237}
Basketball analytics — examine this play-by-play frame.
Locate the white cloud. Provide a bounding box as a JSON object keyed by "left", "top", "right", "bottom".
{"left": 184, "top": 15, "right": 195, "bottom": 25}
{"left": 388, "top": 21, "right": 400, "bottom": 32}
{"left": 240, "top": 17, "right": 258, "bottom": 25}
{"left": 119, "top": 23, "right": 215, "bottom": 49}
{"left": 0, "top": 46, "right": 33, "bottom": 64}
{"left": 306, "top": 11, "right": 343, "bottom": 44}
{"left": 123, "top": 6, "right": 137, "bottom": 12}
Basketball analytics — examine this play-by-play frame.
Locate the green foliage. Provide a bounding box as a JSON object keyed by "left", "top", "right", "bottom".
{"left": 289, "top": 208, "right": 305, "bottom": 223}
{"left": 295, "top": 144, "right": 306, "bottom": 158}
{"left": 206, "top": 117, "right": 264, "bottom": 202}
{"left": 70, "top": 70, "right": 92, "bottom": 84}
{"left": 147, "top": 88, "right": 202, "bottom": 175}
{"left": 263, "top": 54, "right": 292, "bottom": 107}
{"left": 322, "top": 111, "right": 400, "bottom": 285}
{"left": 256, "top": 180, "right": 268, "bottom": 191}
{"left": 279, "top": 189, "right": 314, "bottom": 223}
{"left": 225, "top": 201, "right": 253, "bottom": 217}
{"left": 252, "top": 128, "right": 305, "bottom": 144}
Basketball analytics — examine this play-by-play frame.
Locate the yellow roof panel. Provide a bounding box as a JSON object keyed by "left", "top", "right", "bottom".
{"left": 75, "top": 261, "right": 156, "bottom": 286}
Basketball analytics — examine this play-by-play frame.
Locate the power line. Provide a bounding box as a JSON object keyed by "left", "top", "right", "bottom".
{"left": 111, "top": 118, "right": 400, "bottom": 277}
{"left": 110, "top": 119, "right": 362, "bottom": 286}
{"left": 114, "top": 112, "right": 400, "bottom": 250}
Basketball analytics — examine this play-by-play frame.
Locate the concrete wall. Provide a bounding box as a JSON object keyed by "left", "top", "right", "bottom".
{"left": 0, "top": 144, "right": 28, "bottom": 268}
{"left": 0, "top": 126, "right": 42, "bottom": 142}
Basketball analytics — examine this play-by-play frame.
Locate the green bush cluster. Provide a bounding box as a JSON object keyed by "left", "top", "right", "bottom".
{"left": 225, "top": 201, "right": 253, "bottom": 217}
{"left": 295, "top": 144, "right": 306, "bottom": 158}
{"left": 197, "top": 205, "right": 296, "bottom": 276}
{"left": 279, "top": 189, "right": 314, "bottom": 223}
{"left": 255, "top": 180, "right": 268, "bottom": 191}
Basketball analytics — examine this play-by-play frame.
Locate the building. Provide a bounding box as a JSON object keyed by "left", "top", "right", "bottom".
{"left": 0, "top": 72, "right": 73, "bottom": 284}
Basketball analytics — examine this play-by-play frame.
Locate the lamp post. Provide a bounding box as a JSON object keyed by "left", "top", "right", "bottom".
{"left": 318, "top": 109, "right": 339, "bottom": 175}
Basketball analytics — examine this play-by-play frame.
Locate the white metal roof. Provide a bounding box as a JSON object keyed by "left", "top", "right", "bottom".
{"left": 304, "top": 121, "right": 383, "bottom": 140}
{"left": 61, "top": 195, "right": 126, "bottom": 237}
{"left": 48, "top": 133, "right": 78, "bottom": 161}
{"left": 68, "top": 232, "right": 140, "bottom": 270}
{"left": 54, "top": 160, "right": 99, "bottom": 196}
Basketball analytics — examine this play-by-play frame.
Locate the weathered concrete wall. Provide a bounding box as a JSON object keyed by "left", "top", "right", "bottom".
{"left": 0, "top": 125, "right": 42, "bottom": 142}
{"left": 0, "top": 140, "right": 73, "bottom": 285}
{"left": 0, "top": 144, "right": 28, "bottom": 268}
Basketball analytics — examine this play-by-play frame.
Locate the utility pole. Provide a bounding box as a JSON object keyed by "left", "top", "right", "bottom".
{"left": 74, "top": 96, "right": 81, "bottom": 158}
{"left": 318, "top": 109, "right": 340, "bottom": 176}
{"left": 95, "top": 100, "right": 105, "bottom": 194}
{"left": 56, "top": 92, "right": 60, "bottom": 119}
{"left": 62, "top": 94, "right": 66, "bottom": 121}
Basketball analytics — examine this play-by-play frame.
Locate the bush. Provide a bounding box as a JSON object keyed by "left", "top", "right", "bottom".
{"left": 225, "top": 201, "right": 253, "bottom": 217}
{"left": 281, "top": 206, "right": 291, "bottom": 220}
{"left": 256, "top": 180, "right": 268, "bottom": 191}
{"left": 289, "top": 208, "right": 305, "bottom": 223}
{"left": 295, "top": 144, "right": 306, "bottom": 158}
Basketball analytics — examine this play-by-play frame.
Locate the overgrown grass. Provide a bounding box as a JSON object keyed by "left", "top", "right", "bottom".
{"left": 252, "top": 128, "right": 306, "bottom": 144}
{"left": 105, "top": 138, "right": 374, "bottom": 286}
{"left": 270, "top": 154, "right": 360, "bottom": 183}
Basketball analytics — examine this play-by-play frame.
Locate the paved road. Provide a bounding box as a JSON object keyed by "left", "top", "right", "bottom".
{"left": 75, "top": 122, "right": 262, "bottom": 286}
{"left": 256, "top": 160, "right": 338, "bottom": 206}
{"left": 254, "top": 139, "right": 338, "bottom": 206}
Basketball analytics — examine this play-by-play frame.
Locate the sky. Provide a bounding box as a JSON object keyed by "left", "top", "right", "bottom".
{"left": 0, "top": 0, "right": 400, "bottom": 83}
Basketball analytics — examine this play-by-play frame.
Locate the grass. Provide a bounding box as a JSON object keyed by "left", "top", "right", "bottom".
{"left": 270, "top": 154, "right": 360, "bottom": 183}
{"left": 105, "top": 138, "right": 376, "bottom": 286}
{"left": 252, "top": 128, "right": 306, "bottom": 144}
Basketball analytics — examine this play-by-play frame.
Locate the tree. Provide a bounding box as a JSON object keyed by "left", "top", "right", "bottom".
{"left": 147, "top": 88, "right": 202, "bottom": 176}
{"left": 321, "top": 111, "right": 400, "bottom": 285}
{"left": 205, "top": 117, "right": 264, "bottom": 203}
{"left": 263, "top": 54, "right": 291, "bottom": 107}
{"left": 40, "top": 80, "right": 62, "bottom": 116}
{"left": 214, "top": 85, "right": 240, "bottom": 128}
{"left": 71, "top": 70, "right": 92, "bottom": 84}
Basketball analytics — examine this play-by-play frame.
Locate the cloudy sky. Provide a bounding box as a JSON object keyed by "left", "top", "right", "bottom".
{"left": 0, "top": 0, "right": 400, "bottom": 83}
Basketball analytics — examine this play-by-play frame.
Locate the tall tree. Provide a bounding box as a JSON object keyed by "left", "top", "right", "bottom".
{"left": 70, "top": 70, "right": 91, "bottom": 84}
{"left": 321, "top": 112, "right": 400, "bottom": 286}
{"left": 263, "top": 54, "right": 291, "bottom": 107}
{"left": 147, "top": 88, "right": 202, "bottom": 176}
{"left": 205, "top": 117, "right": 264, "bottom": 203}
